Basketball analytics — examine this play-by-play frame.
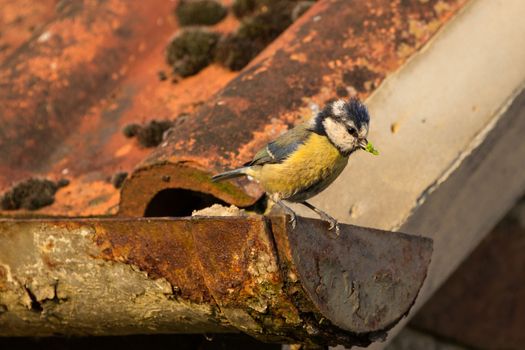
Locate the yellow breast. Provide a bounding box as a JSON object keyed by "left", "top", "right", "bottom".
{"left": 254, "top": 133, "right": 348, "bottom": 200}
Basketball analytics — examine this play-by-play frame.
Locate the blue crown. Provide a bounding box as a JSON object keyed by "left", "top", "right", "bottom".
{"left": 345, "top": 98, "right": 370, "bottom": 127}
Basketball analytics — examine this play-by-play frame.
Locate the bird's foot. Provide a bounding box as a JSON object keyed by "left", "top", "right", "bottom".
{"left": 300, "top": 201, "right": 340, "bottom": 236}
{"left": 333, "top": 222, "right": 340, "bottom": 236}
{"left": 289, "top": 212, "right": 297, "bottom": 229}
{"left": 319, "top": 212, "right": 340, "bottom": 236}
{"left": 274, "top": 199, "right": 298, "bottom": 229}
{"left": 327, "top": 219, "right": 340, "bottom": 236}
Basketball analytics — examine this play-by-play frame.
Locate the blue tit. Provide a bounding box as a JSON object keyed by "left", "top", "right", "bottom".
{"left": 212, "top": 98, "right": 372, "bottom": 234}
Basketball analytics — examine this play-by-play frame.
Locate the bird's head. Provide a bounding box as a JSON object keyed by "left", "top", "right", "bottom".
{"left": 315, "top": 98, "right": 370, "bottom": 155}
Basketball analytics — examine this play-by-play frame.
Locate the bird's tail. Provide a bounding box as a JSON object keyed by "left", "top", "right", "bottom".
{"left": 211, "top": 167, "right": 250, "bottom": 182}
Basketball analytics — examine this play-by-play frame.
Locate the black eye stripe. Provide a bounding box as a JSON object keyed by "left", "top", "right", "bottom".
{"left": 347, "top": 126, "right": 358, "bottom": 136}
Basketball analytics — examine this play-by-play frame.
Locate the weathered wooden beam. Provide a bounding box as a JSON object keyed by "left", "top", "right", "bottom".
{"left": 0, "top": 216, "right": 431, "bottom": 348}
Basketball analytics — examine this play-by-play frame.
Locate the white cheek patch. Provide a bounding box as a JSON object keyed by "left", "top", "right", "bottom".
{"left": 323, "top": 118, "right": 354, "bottom": 153}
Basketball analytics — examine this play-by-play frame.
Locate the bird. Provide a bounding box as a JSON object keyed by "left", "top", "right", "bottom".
{"left": 212, "top": 98, "right": 376, "bottom": 234}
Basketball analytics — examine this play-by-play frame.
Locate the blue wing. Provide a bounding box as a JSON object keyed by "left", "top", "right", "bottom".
{"left": 246, "top": 123, "right": 311, "bottom": 166}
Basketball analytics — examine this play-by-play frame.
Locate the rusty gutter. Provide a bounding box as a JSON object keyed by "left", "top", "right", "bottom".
{"left": 0, "top": 216, "right": 431, "bottom": 348}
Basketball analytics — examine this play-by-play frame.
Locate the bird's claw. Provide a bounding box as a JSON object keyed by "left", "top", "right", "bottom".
{"left": 332, "top": 223, "right": 340, "bottom": 236}
{"left": 317, "top": 212, "right": 339, "bottom": 235}
{"left": 327, "top": 219, "right": 340, "bottom": 236}
{"left": 289, "top": 213, "right": 297, "bottom": 229}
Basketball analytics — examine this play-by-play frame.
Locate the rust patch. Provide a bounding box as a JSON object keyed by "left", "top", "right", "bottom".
{"left": 0, "top": 0, "right": 240, "bottom": 217}
{"left": 93, "top": 218, "right": 212, "bottom": 303}
{"left": 342, "top": 65, "right": 381, "bottom": 93}
{"left": 191, "top": 216, "right": 302, "bottom": 335}
{"left": 0, "top": 0, "right": 58, "bottom": 64}
{"left": 0, "top": 265, "right": 7, "bottom": 284}
{"left": 91, "top": 216, "right": 304, "bottom": 338}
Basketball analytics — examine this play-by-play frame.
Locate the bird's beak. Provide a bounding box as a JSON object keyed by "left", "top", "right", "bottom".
{"left": 358, "top": 138, "right": 368, "bottom": 150}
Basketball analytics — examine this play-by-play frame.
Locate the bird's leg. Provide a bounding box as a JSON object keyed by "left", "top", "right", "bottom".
{"left": 275, "top": 200, "right": 298, "bottom": 229}
{"left": 301, "top": 201, "right": 339, "bottom": 235}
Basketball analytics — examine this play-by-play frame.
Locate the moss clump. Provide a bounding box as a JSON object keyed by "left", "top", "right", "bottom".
{"left": 123, "top": 120, "right": 174, "bottom": 148}
{"left": 237, "top": 2, "right": 294, "bottom": 45}
{"left": 335, "top": 85, "right": 348, "bottom": 97}
{"left": 166, "top": 28, "right": 220, "bottom": 77}
{"left": 1, "top": 178, "right": 69, "bottom": 211}
{"left": 122, "top": 123, "right": 141, "bottom": 138}
{"left": 111, "top": 172, "right": 128, "bottom": 189}
{"left": 232, "top": 0, "right": 260, "bottom": 18}
{"left": 56, "top": 178, "right": 70, "bottom": 188}
{"left": 215, "top": 34, "right": 260, "bottom": 71}
{"left": 175, "top": 0, "right": 227, "bottom": 26}
{"left": 216, "top": 2, "right": 294, "bottom": 71}
{"left": 157, "top": 70, "right": 168, "bottom": 81}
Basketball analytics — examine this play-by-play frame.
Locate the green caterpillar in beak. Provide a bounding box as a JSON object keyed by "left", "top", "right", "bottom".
{"left": 365, "top": 141, "right": 379, "bottom": 155}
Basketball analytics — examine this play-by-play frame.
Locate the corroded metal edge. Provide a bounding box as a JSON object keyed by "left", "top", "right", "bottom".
{"left": 0, "top": 216, "right": 432, "bottom": 347}
{"left": 269, "top": 215, "right": 433, "bottom": 346}
{"left": 119, "top": 162, "right": 257, "bottom": 217}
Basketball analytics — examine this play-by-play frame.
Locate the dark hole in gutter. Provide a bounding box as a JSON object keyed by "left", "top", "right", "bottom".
{"left": 23, "top": 286, "right": 43, "bottom": 313}
{"left": 143, "top": 189, "right": 228, "bottom": 217}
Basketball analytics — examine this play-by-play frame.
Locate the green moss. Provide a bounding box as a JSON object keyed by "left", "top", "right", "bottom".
{"left": 215, "top": 34, "right": 260, "bottom": 71}
{"left": 56, "top": 178, "right": 70, "bottom": 188}
{"left": 237, "top": 2, "right": 294, "bottom": 44}
{"left": 111, "top": 172, "right": 128, "bottom": 189}
{"left": 166, "top": 28, "right": 220, "bottom": 77}
{"left": 137, "top": 120, "right": 174, "bottom": 147}
{"left": 175, "top": 0, "right": 227, "bottom": 26}
{"left": 123, "top": 120, "right": 174, "bottom": 148}
{"left": 122, "top": 123, "right": 141, "bottom": 138}
{"left": 157, "top": 70, "right": 168, "bottom": 81}
{"left": 1, "top": 178, "right": 62, "bottom": 211}
{"left": 212, "top": 177, "right": 252, "bottom": 199}
{"left": 232, "top": 0, "right": 260, "bottom": 18}
{"left": 335, "top": 85, "right": 348, "bottom": 97}
{"left": 216, "top": 1, "right": 294, "bottom": 71}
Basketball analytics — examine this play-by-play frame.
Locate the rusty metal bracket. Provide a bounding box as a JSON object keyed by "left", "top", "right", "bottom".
{"left": 0, "top": 215, "right": 431, "bottom": 347}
